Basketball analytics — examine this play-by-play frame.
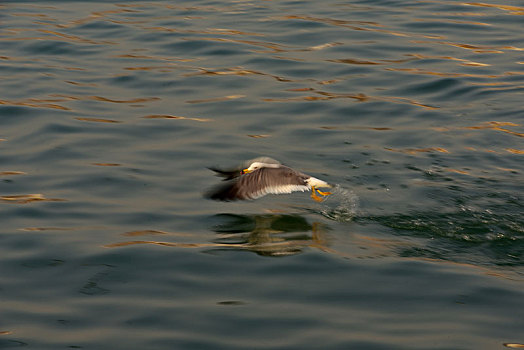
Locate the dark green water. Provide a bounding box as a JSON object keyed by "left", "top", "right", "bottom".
{"left": 1, "top": 1, "right": 523, "bottom": 349}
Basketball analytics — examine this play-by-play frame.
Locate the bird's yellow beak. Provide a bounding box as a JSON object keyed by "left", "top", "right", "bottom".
{"left": 241, "top": 168, "right": 251, "bottom": 175}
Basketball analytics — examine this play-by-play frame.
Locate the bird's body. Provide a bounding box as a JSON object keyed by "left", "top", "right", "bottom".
{"left": 206, "top": 157, "right": 332, "bottom": 202}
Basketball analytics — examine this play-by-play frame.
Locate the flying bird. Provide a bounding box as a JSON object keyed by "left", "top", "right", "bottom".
{"left": 206, "top": 157, "right": 332, "bottom": 202}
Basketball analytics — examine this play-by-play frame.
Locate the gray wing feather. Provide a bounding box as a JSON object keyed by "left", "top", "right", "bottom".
{"left": 207, "top": 157, "right": 280, "bottom": 181}
{"left": 206, "top": 166, "right": 309, "bottom": 201}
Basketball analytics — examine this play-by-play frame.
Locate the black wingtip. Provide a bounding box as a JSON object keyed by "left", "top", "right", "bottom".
{"left": 207, "top": 166, "right": 241, "bottom": 181}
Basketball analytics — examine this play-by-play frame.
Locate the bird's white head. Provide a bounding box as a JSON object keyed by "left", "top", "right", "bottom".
{"left": 242, "top": 161, "right": 279, "bottom": 174}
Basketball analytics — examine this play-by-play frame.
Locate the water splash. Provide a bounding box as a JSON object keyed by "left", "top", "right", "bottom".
{"left": 318, "top": 185, "right": 359, "bottom": 223}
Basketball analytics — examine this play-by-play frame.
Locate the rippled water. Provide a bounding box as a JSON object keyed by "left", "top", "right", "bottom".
{"left": 1, "top": 1, "right": 523, "bottom": 349}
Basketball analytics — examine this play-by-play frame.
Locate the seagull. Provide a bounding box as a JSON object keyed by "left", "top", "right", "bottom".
{"left": 205, "top": 157, "right": 332, "bottom": 202}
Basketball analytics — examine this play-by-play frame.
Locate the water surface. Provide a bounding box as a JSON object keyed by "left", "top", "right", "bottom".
{"left": 1, "top": 1, "right": 523, "bottom": 349}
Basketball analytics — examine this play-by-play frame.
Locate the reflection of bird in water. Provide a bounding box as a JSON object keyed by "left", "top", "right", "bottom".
{"left": 206, "top": 157, "right": 332, "bottom": 202}
{"left": 212, "top": 214, "right": 329, "bottom": 257}
{"left": 103, "top": 214, "right": 334, "bottom": 257}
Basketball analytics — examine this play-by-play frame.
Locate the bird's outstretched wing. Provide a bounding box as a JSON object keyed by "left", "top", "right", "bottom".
{"left": 205, "top": 167, "right": 309, "bottom": 201}
{"left": 208, "top": 157, "right": 281, "bottom": 181}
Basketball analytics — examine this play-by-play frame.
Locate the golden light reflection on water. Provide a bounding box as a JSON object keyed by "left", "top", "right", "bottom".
{"left": 495, "top": 166, "right": 519, "bottom": 172}
{"left": 143, "top": 26, "right": 265, "bottom": 37}
{"left": 319, "top": 121, "right": 521, "bottom": 155}
{"left": 3, "top": 2, "right": 520, "bottom": 125}
{"left": 464, "top": 121, "right": 523, "bottom": 137}
{"left": 123, "top": 66, "right": 178, "bottom": 72}
{"left": 384, "top": 67, "right": 510, "bottom": 78}
{"left": 19, "top": 227, "right": 73, "bottom": 232}
{"left": 0, "top": 98, "right": 70, "bottom": 111}
{"left": 320, "top": 121, "right": 524, "bottom": 155}
{"left": 115, "top": 54, "right": 196, "bottom": 62}
{"left": 505, "top": 149, "right": 524, "bottom": 154}
{"left": 406, "top": 53, "right": 490, "bottom": 67}
{"left": 143, "top": 114, "right": 212, "bottom": 122}
{"left": 385, "top": 147, "right": 450, "bottom": 155}
{"left": 48, "top": 8, "right": 142, "bottom": 29}
{"left": 317, "top": 79, "right": 341, "bottom": 85}
{"left": 65, "top": 81, "right": 98, "bottom": 87}
{"left": 0, "top": 55, "right": 40, "bottom": 62}
{"left": 464, "top": 2, "right": 524, "bottom": 15}
{"left": 186, "top": 94, "right": 245, "bottom": 104}
{"left": 75, "top": 117, "right": 121, "bottom": 123}
{"left": 445, "top": 168, "right": 471, "bottom": 175}
{"left": 38, "top": 29, "right": 115, "bottom": 45}
{"left": 0, "top": 30, "right": 115, "bottom": 45}
{"left": 185, "top": 67, "right": 294, "bottom": 82}
{"left": 422, "top": 18, "right": 492, "bottom": 26}
{"left": 0, "top": 95, "right": 160, "bottom": 111}
{"left": 281, "top": 15, "right": 445, "bottom": 39}
{"left": 186, "top": 67, "right": 261, "bottom": 76}
{"left": 381, "top": 96, "right": 439, "bottom": 109}
{"left": 410, "top": 40, "right": 523, "bottom": 53}
{"left": 122, "top": 229, "right": 193, "bottom": 237}
{"left": 47, "top": 94, "right": 160, "bottom": 103}
{"left": 247, "top": 134, "right": 271, "bottom": 138}
{"left": 0, "top": 194, "right": 65, "bottom": 204}
{"left": 0, "top": 171, "right": 26, "bottom": 176}
{"left": 264, "top": 88, "right": 438, "bottom": 109}
{"left": 329, "top": 58, "right": 381, "bottom": 65}
{"left": 307, "top": 42, "right": 343, "bottom": 51}
{"left": 92, "top": 163, "right": 121, "bottom": 166}
{"left": 320, "top": 126, "right": 392, "bottom": 131}
{"left": 90, "top": 96, "right": 160, "bottom": 104}
{"left": 123, "top": 229, "right": 167, "bottom": 236}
